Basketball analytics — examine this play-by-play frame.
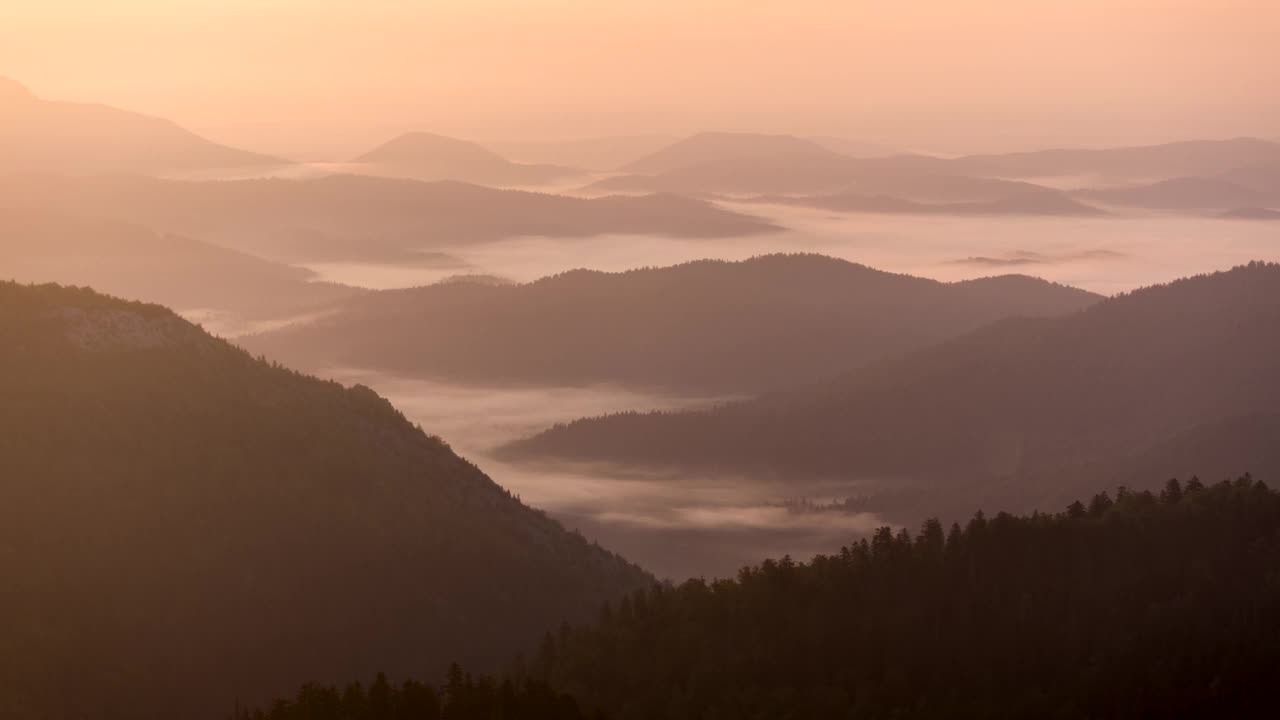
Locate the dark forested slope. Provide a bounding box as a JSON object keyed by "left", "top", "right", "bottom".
{"left": 243, "top": 255, "right": 1099, "bottom": 394}
{"left": 0, "top": 282, "right": 648, "bottom": 720}
{"left": 527, "top": 478, "right": 1280, "bottom": 719}
{"left": 249, "top": 478, "right": 1280, "bottom": 719}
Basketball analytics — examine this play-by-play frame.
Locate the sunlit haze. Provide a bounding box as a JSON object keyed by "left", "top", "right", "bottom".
{"left": 4, "top": 0, "right": 1278, "bottom": 158}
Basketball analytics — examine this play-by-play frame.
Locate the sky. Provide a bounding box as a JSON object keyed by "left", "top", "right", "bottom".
{"left": 3, "top": 0, "right": 1277, "bottom": 159}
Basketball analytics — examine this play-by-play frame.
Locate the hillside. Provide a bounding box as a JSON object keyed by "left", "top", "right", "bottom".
{"left": 1077, "top": 176, "right": 1269, "bottom": 210}
{"left": 0, "top": 208, "right": 360, "bottom": 329}
{"left": 0, "top": 173, "right": 779, "bottom": 263}
{"left": 0, "top": 282, "right": 649, "bottom": 720}
{"left": 952, "top": 137, "right": 1280, "bottom": 181}
{"left": 354, "top": 132, "right": 582, "bottom": 186}
{"left": 590, "top": 153, "right": 1059, "bottom": 202}
{"left": 1222, "top": 207, "right": 1280, "bottom": 220}
{"left": 242, "top": 255, "right": 1100, "bottom": 394}
{"left": 250, "top": 479, "right": 1280, "bottom": 719}
{"left": 0, "top": 77, "right": 282, "bottom": 174}
{"left": 504, "top": 263, "right": 1280, "bottom": 515}
{"left": 525, "top": 479, "right": 1280, "bottom": 719}
{"left": 744, "top": 187, "right": 1102, "bottom": 216}
{"left": 621, "top": 132, "right": 844, "bottom": 174}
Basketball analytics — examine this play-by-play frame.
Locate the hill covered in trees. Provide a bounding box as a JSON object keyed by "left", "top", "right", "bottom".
{"left": 233, "top": 668, "right": 595, "bottom": 720}
{"left": 0, "top": 282, "right": 648, "bottom": 720}
{"left": 249, "top": 477, "right": 1280, "bottom": 719}
{"left": 243, "top": 255, "right": 1099, "bottom": 394}
{"left": 0, "top": 173, "right": 778, "bottom": 263}
{"left": 524, "top": 476, "right": 1280, "bottom": 719}
{"left": 505, "top": 263, "right": 1280, "bottom": 516}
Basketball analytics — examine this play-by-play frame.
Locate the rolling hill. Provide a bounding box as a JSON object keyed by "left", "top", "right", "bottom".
{"left": 0, "top": 208, "right": 360, "bottom": 331}
{"left": 0, "top": 173, "right": 779, "bottom": 263}
{"left": 620, "top": 132, "right": 844, "bottom": 175}
{"left": 588, "top": 135, "right": 1060, "bottom": 201}
{"left": 0, "top": 76, "right": 283, "bottom": 174}
{"left": 503, "top": 263, "right": 1280, "bottom": 517}
{"left": 242, "top": 255, "right": 1100, "bottom": 394}
{"left": 951, "top": 137, "right": 1280, "bottom": 181}
{"left": 1077, "top": 176, "right": 1270, "bottom": 210}
{"left": 354, "top": 132, "right": 583, "bottom": 186}
{"left": 743, "top": 187, "right": 1102, "bottom": 216}
{"left": 0, "top": 282, "right": 649, "bottom": 719}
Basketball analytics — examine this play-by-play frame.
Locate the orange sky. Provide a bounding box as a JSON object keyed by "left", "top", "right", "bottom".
{"left": 3, "top": 0, "right": 1277, "bottom": 159}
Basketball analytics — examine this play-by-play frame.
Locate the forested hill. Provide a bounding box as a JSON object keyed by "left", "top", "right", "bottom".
{"left": 244, "top": 254, "right": 1099, "bottom": 394}
{"left": 504, "top": 262, "right": 1280, "bottom": 514}
{"left": 0, "top": 282, "right": 649, "bottom": 720}
{"left": 246, "top": 476, "right": 1280, "bottom": 719}
{"left": 530, "top": 476, "right": 1280, "bottom": 719}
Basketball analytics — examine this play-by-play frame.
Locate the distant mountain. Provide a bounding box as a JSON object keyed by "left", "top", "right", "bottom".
{"left": 590, "top": 136, "right": 1280, "bottom": 203}
{"left": 243, "top": 255, "right": 1100, "bottom": 395}
{"left": 0, "top": 208, "right": 359, "bottom": 330}
{"left": 354, "top": 132, "right": 583, "bottom": 186}
{"left": 0, "top": 173, "right": 779, "bottom": 263}
{"left": 952, "top": 137, "right": 1280, "bottom": 181}
{"left": 1221, "top": 207, "right": 1280, "bottom": 220}
{"left": 0, "top": 77, "right": 283, "bottom": 174}
{"left": 484, "top": 134, "right": 677, "bottom": 171}
{"left": 805, "top": 135, "right": 899, "bottom": 158}
{"left": 1077, "top": 176, "right": 1269, "bottom": 210}
{"left": 744, "top": 186, "right": 1103, "bottom": 216}
{"left": 1217, "top": 163, "right": 1280, "bottom": 201}
{"left": 589, "top": 155, "right": 1046, "bottom": 201}
{"left": 504, "top": 263, "right": 1280, "bottom": 518}
{"left": 0, "top": 282, "right": 648, "bottom": 720}
{"left": 621, "top": 132, "right": 844, "bottom": 175}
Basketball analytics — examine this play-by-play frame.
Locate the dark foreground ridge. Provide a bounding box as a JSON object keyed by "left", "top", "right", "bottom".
{"left": 0, "top": 281, "right": 649, "bottom": 720}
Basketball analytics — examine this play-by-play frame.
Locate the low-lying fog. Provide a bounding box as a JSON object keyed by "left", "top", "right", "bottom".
{"left": 272, "top": 207, "right": 1280, "bottom": 579}
{"left": 304, "top": 205, "right": 1280, "bottom": 296}
{"left": 325, "top": 369, "right": 886, "bottom": 580}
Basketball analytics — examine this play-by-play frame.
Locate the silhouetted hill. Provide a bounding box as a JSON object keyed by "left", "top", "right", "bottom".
{"left": 952, "top": 137, "right": 1280, "bottom": 181}
{"left": 0, "top": 208, "right": 360, "bottom": 329}
{"left": 354, "top": 132, "right": 583, "bottom": 186}
{"left": 504, "top": 263, "right": 1280, "bottom": 517}
{"left": 745, "top": 186, "right": 1103, "bottom": 216}
{"left": 484, "top": 135, "right": 676, "bottom": 172}
{"left": 1217, "top": 163, "right": 1280, "bottom": 202}
{"left": 1077, "top": 176, "right": 1270, "bottom": 210}
{"left": 0, "top": 173, "right": 778, "bottom": 263}
{"left": 621, "top": 132, "right": 843, "bottom": 174}
{"left": 0, "top": 77, "right": 283, "bottom": 174}
{"left": 588, "top": 155, "right": 1051, "bottom": 201}
{"left": 519, "top": 479, "right": 1280, "bottom": 719}
{"left": 805, "top": 135, "right": 899, "bottom": 158}
{"left": 0, "top": 282, "right": 648, "bottom": 719}
{"left": 1221, "top": 207, "right": 1280, "bottom": 220}
{"left": 243, "top": 255, "right": 1100, "bottom": 394}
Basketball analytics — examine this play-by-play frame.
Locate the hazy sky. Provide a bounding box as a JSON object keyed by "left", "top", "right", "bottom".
{"left": 4, "top": 0, "right": 1277, "bottom": 159}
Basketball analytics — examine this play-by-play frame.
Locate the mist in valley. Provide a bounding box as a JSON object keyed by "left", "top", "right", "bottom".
{"left": 4, "top": 2, "right": 1280, "bottom": 716}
